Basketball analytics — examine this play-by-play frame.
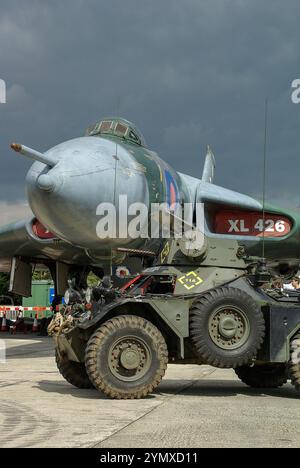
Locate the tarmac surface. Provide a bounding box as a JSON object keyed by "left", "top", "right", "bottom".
{"left": 0, "top": 333, "right": 299, "bottom": 448}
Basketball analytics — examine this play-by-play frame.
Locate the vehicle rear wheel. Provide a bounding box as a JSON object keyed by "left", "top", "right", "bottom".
{"left": 55, "top": 349, "right": 94, "bottom": 389}
{"left": 290, "top": 334, "right": 300, "bottom": 392}
{"left": 190, "top": 287, "right": 265, "bottom": 368}
{"left": 85, "top": 315, "right": 168, "bottom": 399}
{"left": 235, "top": 364, "right": 288, "bottom": 388}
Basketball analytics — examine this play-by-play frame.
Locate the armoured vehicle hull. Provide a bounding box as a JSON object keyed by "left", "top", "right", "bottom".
{"left": 52, "top": 239, "right": 300, "bottom": 399}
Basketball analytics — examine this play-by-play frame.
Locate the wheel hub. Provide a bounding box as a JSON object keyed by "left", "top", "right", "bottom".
{"left": 108, "top": 336, "right": 152, "bottom": 382}
{"left": 120, "top": 348, "right": 141, "bottom": 370}
{"left": 208, "top": 306, "right": 250, "bottom": 350}
{"left": 218, "top": 316, "right": 238, "bottom": 339}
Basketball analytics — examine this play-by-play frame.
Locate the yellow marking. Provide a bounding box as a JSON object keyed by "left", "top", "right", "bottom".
{"left": 178, "top": 271, "right": 203, "bottom": 290}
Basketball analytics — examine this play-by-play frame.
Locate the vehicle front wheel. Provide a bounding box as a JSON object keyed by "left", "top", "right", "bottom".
{"left": 85, "top": 315, "right": 168, "bottom": 399}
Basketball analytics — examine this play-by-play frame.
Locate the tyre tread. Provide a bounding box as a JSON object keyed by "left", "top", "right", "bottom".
{"left": 85, "top": 315, "right": 168, "bottom": 399}
{"left": 190, "top": 287, "right": 265, "bottom": 368}
{"left": 55, "top": 350, "right": 94, "bottom": 389}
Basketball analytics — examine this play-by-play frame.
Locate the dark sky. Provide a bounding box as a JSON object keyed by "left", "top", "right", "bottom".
{"left": 0, "top": 0, "right": 300, "bottom": 218}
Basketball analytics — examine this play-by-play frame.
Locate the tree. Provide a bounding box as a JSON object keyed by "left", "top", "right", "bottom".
{"left": 0, "top": 273, "right": 22, "bottom": 304}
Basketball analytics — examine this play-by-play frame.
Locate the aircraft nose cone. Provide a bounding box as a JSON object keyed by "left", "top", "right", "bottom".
{"left": 26, "top": 136, "right": 149, "bottom": 250}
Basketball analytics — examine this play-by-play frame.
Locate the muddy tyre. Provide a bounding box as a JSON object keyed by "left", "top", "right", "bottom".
{"left": 55, "top": 350, "right": 94, "bottom": 389}
{"left": 190, "top": 287, "right": 265, "bottom": 368}
{"left": 235, "top": 364, "right": 288, "bottom": 388}
{"left": 290, "top": 334, "right": 300, "bottom": 392}
{"left": 85, "top": 315, "right": 168, "bottom": 399}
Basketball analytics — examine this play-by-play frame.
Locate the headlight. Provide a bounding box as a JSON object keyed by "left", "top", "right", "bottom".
{"left": 85, "top": 287, "right": 92, "bottom": 303}
{"left": 64, "top": 289, "right": 70, "bottom": 305}
{"left": 64, "top": 288, "right": 82, "bottom": 305}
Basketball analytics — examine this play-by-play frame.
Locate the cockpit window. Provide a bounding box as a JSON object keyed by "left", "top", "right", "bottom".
{"left": 115, "top": 122, "right": 128, "bottom": 137}
{"left": 100, "top": 120, "right": 113, "bottom": 133}
{"left": 85, "top": 118, "right": 147, "bottom": 147}
{"left": 128, "top": 130, "right": 141, "bottom": 145}
{"left": 87, "top": 123, "right": 100, "bottom": 136}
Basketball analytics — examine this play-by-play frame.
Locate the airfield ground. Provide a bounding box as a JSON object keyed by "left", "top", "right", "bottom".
{"left": 0, "top": 333, "right": 299, "bottom": 448}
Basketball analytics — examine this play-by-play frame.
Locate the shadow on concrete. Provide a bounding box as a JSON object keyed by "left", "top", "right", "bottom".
{"left": 35, "top": 380, "right": 106, "bottom": 398}
{"left": 35, "top": 379, "right": 155, "bottom": 400}
{"left": 34, "top": 378, "right": 299, "bottom": 401}
{"left": 158, "top": 379, "right": 300, "bottom": 400}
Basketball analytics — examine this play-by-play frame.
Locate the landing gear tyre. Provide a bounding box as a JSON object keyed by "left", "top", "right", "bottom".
{"left": 190, "top": 287, "right": 265, "bottom": 368}
{"left": 55, "top": 350, "right": 94, "bottom": 389}
{"left": 85, "top": 315, "right": 168, "bottom": 399}
{"left": 235, "top": 364, "right": 288, "bottom": 388}
{"left": 290, "top": 334, "right": 300, "bottom": 392}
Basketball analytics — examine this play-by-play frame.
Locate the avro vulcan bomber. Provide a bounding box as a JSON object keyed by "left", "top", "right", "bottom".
{"left": 1, "top": 117, "right": 299, "bottom": 295}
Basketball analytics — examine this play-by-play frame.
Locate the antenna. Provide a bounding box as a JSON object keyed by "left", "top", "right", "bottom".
{"left": 111, "top": 141, "right": 119, "bottom": 277}
{"left": 254, "top": 99, "right": 271, "bottom": 286}
{"left": 262, "top": 98, "right": 268, "bottom": 258}
{"left": 112, "top": 95, "right": 121, "bottom": 280}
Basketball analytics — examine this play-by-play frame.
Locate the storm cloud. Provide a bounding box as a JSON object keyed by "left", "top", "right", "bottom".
{"left": 0, "top": 0, "right": 300, "bottom": 222}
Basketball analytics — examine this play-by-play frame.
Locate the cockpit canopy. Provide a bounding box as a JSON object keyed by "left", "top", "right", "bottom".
{"left": 85, "top": 117, "right": 147, "bottom": 147}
